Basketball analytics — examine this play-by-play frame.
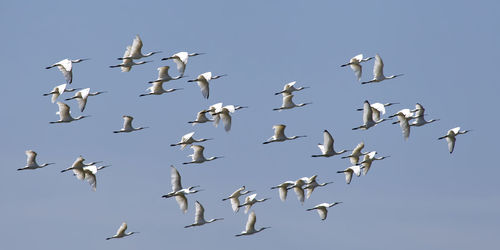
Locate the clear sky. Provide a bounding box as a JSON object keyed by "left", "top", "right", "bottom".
{"left": 1, "top": 1, "right": 499, "bottom": 249}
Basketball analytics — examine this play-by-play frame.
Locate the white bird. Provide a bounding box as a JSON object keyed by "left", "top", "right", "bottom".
{"left": 43, "top": 84, "right": 80, "bottom": 103}
{"left": 274, "top": 81, "right": 309, "bottom": 95}
{"left": 273, "top": 94, "right": 311, "bottom": 111}
{"left": 113, "top": 115, "right": 148, "bottom": 133}
{"left": 45, "top": 58, "right": 89, "bottom": 84}
{"left": 49, "top": 102, "right": 89, "bottom": 124}
{"left": 139, "top": 82, "right": 182, "bottom": 97}
{"left": 61, "top": 156, "right": 102, "bottom": 180}
{"left": 289, "top": 177, "right": 310, "bottom": 204}
{"left": 161, "top": 51, "right": 204, "bottom": 77}
{"left": 303, "top": 175, "right": 333, "bottom": 199}
{"left": 341, "top": 142, "right": 367, "bottom": 164}
{"left": 208, "top": 102, "right": 223, "bottom": 127}
{"left": 410, "top": 103, "right": 440, "bottom": 127}
{"left": 183, "top": 145, "right": 222, "bottom": 165}
{"left": 392, "top": 111, "right": 411, "bottom": 140}
{"left": 270, "top": 181, "right": 295, "bottom": 202}
{"left": 17, "top": 150, "right": 54, "bottom": 171}
{"left": 213, "top": 104, "right": 238, "bottom": 132}
{"left": 81, "top": 164, "right": 111, "bottom": 191}
{"left": 110, "top": 46, "right": 151, "bottom": 72}
{"left": 235, "top": 211, "right": 270, "bottom": 237}
{"left": 238, "top": 194, "right": 270, "bottom": 214}
{"left": 222, "top": 186, "right": 253, "bottom": 213}
{"left": 162, "top": 166, "right": 202, "bottom": 213}
{"left": 359, "top": 151, "right": 390, "bottom": 175}
{"left": 361, "top": 54, "right": 403, "bottom": 84}
{"left": 341, "top": 54, "right": 374, "bottom": 81}
{"left": 337, "top": 165, "right": 362, "bottom": 184}
{"left": 306, "top": 202, "right": 343, "bottom": 220}
{"left": 65, "top": 88, "right": 106, "bottom": 112}
{"left": 356, "top": 102, "right": 399, "bottom": 122}
{"left": 438, "top": 127, "right": 470, "bottom": 154}
{"left": 187, "top": 110, "right": 214, "bottom": 125}
{"left": 187, "top": 72, "right": 227, "bottom": 99}
{"left": 311, "top": 129, "right": 348, "bottom": 157}
{"left": 148, "top": 66, "right": 183, "bottom": 84}
{"left": 184, "top": 201, "right": 224, "bottom": 228}
{"left": 170, "top": 132, "right": 212, "bottom": 150}
{"left": 106, "top": 222, "right": 138, "bottom": 240}
{"left": 117, "top": 35, "right": 161, "bottom": 60}
{"left": 263, "top": 124, "right": 306, "bottom": 144}
{"left": 352, "top": 100, "right": 390, "bottom": 130}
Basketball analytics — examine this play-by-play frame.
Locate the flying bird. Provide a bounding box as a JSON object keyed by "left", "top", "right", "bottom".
{"left": 312, "top": 130, "right": 348, "bottom": 157}
{"left": 17, "top": 150, "right": 54, "bottom": 171}
{"left": 110, "top": 46, "right": 151, "bottom": 72}
{"left": 361, "top": 54, "right": 403, "bottom": 84}
{"left": 148, "top": 66, "right": 183, "bottom": 84}
{"left": 187, "top": 110, "right": 214, "bottom": 125}
{"left": 356, "top": 102, "right": 399, "bottom": 122}
{"left": 43, "top": 83, "right": 79, "bottom": 103}
{"left": 187, "top": 72, "right": 227, "bottom": 99}
{"left": 341, "top": 54, "right": 374, "bottom": 81}
{"left": 183, "top": 145, "right": 222, "bottom": 165}
{"left": 235, "top": 211, "right": 270, "bottom": 237}
{"left": 289, "top": 177, "right": 311, "bottom": 204}
{"left": 337, "top": 165, "right": 362, "bottom": 184}
{"left": 46, "top": 58, "right": 89, "bottom": 84}
{"left": 81, "top": 164, "right": 110, "bottom": 191}
{"left": 140, "top": 82, "right": 182, "bottom": 97}
{"left": 438, "top": 127, "right": 470, "bottom": 153}
{"left": 162, "top": 166, "right": 202, "bottom": 213}
{"left": 306, "top": 202, "right": 342, "bottom": 220}
{"left": 161, "top": 51, "right": 204, "bottom": 77}
{"left": 359, "top": 151, "right": 390, "bottom": 175}
{"left": 65, "top": 88, "right": 106, "bottom": 112}
{"left": 184, "top": 201, "right": 224, "bottom": 228}
{"left": 238, "top": 194, "right": 270, "bottom": 214}
{"left": 61, "top": 156, "right": 102, "bottom": 180}
{"left": 49, "top": 102, "right": 89, "bottom": 124}
{"left": 341, "top": 142, "right": 367, "bottom": 164}
{"left": 303, "top": 175, "right": 333, "bottom": 199}
{"left": 106, "top": 222, "right": 138, "bottom": 240}
{"left": 222, "top": 186, "right": 253, "bottom": 213}
{"left": 352, "top": 100, "right": 390, "bottom": 130}
{"left": 392, "top": 111, "right": 411, "bottom": 140}
{"left": 117, "top": 35, "right": 161, "bottom": 60}
{"left": 263, "top": 124, "right": 306, "bottom": 144}
{"left": 273, "top": 94, "right": 311, "bottom": 111}
{"left": 170, "top": 132, "right": 212, "bottom": 150}
{"left": 274, "top": 81, "right": 309, "bottom": 95}
{"left": 410, "top": 103, "right": 440, "bottom": 127}
{"left": 113, "top": 115, "right": 148, "bottom": 133}
{"left": 270, "top": 181, "right": 295, "bottom": 202}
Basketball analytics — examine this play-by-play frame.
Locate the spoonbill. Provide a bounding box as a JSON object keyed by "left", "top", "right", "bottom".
{"left": 303, "top": 175, "right": 333, "bottom": 199}
{"left": 270, "top": 181, "right": 295, "bottom": 202}
{"left": 392, "top": 111, "right": 411, "bottom": 140}
{"left": 170, "top": 132, "right": 212, "bottom": 150}
{"left": 49, "top": 102, "right": 89, "bottom": 124}
{"left": 117, "top": 35, "right": 161, "bottom": 60}
{"left": 187, "top": 110, "right": 213, "bottom": 125}
{"left": 43, "top": 83, "right": 79, "bottom": 103}
{"left": 139, "top": 82, "right": 182, "bottom": 97}
{"left": 359, "top": 151, "right": 390, "bottom": 175}
{"left": 361, "top": 54, "right": 403, "bottom": 84}
{"left": 289, "top": 177, "right": 310, "bottom": 204}
{"left": 61, "top": 156, "right": 102, "bottom": 180}
{"left": 238, "top": 194, "right": 270, "bottom": 214}
{"left": 438, "top": 127, "right": 470, "bottom": 153}
{"left": 46, "top": 58, "right": 89, "bottom": 84}
{"left": 274, "top": 81, "right": 309, "bottom": 95}
{"left": 312, "top": 130, "right": 348, "bottom": 157}
{"left": 162, "top": 166, "right": 202, "bottom": 213}
{"left": 235, "top": 211, "right": 270, "bottom": 237}
{"left": 356, "top": 102, "right": 399, "bottom": 122}
{"left": 341, "top": 142, "right": 367, "bottom": 164}
{"left": 273, "top": 94, "right": 311, "bottom": 111}
{"left": 187, "top": 72, "right": 227, "bottom": 99}
{"left": 161, "top": 51, "right": 204, "bottom": 77}
{"left": 148, "top": 66, "right": 183, "bottom": 84}
{"left": 110, "top": 46, "right": 151, "bottom": 72}
{"left": 182, "top": 145, "right": 223, "bottom": 165}
{"left": 337, "top": 165, "right": 362, "bottom": 184}
{"left": 341, "top": 54, "right": 374, "bottom": 81}
{"left": 81, "top": 164, "right": 111, "bottom": 191}
{"left": 222, "top": 186, "right": 253, "bottom": 212}
{"left": 113, "top": 115, "right": 148, "bottom": 133}
{"left": 185, "top": 201, "right": 224, "bottom": 228}
{"left": 17, "top": 150, "right": 54, "bottom": 171}
{"left": 106, "top": 222, "right": 138, "bottom": 240}
{"left": 352, "top": 100, "right": 390, "bottom": 130}
{"left": 65, "top": 88, "right": 106, "bottom": 112}
{"left": 263, "top": 124, "right": 306, "bottom": 144}
{"left": 410, "top": 103, "right": 440, "bottom": 127}
{"left": 306, "top": 202, "right": 343, "bottom": 220}
{"left": 213, "top": 104, "right": 237, "bottom": 132}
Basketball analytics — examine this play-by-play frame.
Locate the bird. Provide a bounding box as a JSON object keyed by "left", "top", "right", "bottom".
{"left": 113, "top": 115, "right": 148, "bottom": 133}
{"left": 438, "top": 127, "right": 470, "bottom": 153}
{"left": 17, "top": 150, "right": 54, "bottom": 171}
{"left": 337, "top": 165, "right": 362, "bottom": 184}
{"left": 110, "top": 46, "right": 151, "bottom": 72}
{"left": 65, "top": 88, "right": 106, "bottom": 112}
{"left": 235, "top": 211, "right": 270, "bottom": 237}
{"left": 43, "top": 83, "right": 80, "bottom": 103}
{"left": 359, "top": 151, "right": 390, "bottom": 175}
{"left": 212, "top": 104, "right": 238, "bottom": 132}
{"left": 183, "top": 145, "right": 222, "bottom": 165}
{"left": 392, "top": 111, "right": 411, "bottom": 140}
{"left": 263, "top": 124, "right": 306, "bottom": 144}
{"left": 117, "top": 35, "right": 161, "bottom": 60}
{"left": 352, "top": 100, "right": 390, "bottom": 130}
{"left": 139, "top": 82, "right": 182, "bottom": 97}
{"left": 81, "top": 164, "right": 111, "bottom": 191}
{"left": 312, "top": 130, "right": 348, "bottom": 157}
{"left": 289, "top": 177, "right": 310, "bottom": 204}
{"left": 270, "top": 181, "right": 295, "bottom": 202}
{"left": 187, "top": 72, "right": 227, "bottom": 99}
{"left": 162, "top": 166, "right": 202, "bottom": 213}
{"left": 61, "top": 156, "right": 102, "bottom": 180}
{"left": 49, "top": 102, "right": 89, "bottom": 124}
{"left": 238, "top": 194, "right": 270, "bottom": 214}
{"left": 410, "top": 103, "right": 440, "bottom": 127}
{"left": 187, "top": 110, "right": 214, "bottom": 125}
{"left": 148, "top": 66, "right": 183, "bottom": 83}
{"left": 106, "top": 222, "right": 138, "bottom": 240}
{"left": 361, "top": 54, "right": 403, "bottom": 84}
{"left": 184, "top": 201, "right": 224, "bottom": 228}
{"left": 356, "top": 102, "right": 399, "bottom": 122}
{"left": 170, "top": 132, "right": 212, "bottom": 150}
{"left": 303, "top": 175, "right": 333, "bottom": 199}
{"left": 341, "top": 54, "right": 374, "bottom": 81}
{"left": 222, "top": 186, "right": 253, "bottom": 212}
{"left": 161, "top": 51, "right": 204, "bottom": 77}
{"left": 306, "top": 202, "right": 343, "bottom": 220}
{"left": 45, "top": 58, "right": 89, "bottom": 84}
{"left": 274, "top": 81, "right": 309, "bottom": 95}
{"left": 207, "top": 102, "right": 223, "bottom": 127}
{"left": 273, "top": 94, "right": 311, "bottom": 111}
{"left": 388, "top": 108, "right": 414, "bottom": 119}
{"left": 341, "top": 142, "right": 367, "bottom": 164}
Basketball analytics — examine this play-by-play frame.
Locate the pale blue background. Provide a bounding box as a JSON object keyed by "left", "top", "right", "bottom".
{"left": 1, "top": 1, "right": 499, "bottom": 249}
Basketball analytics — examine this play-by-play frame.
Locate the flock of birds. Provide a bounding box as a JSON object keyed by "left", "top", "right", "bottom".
{"left": 20, "top": 34, "right": 471, "bottom": 239}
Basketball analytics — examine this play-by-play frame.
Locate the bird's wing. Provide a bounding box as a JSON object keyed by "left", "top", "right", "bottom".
{"left": 350, "top": 165, "right": 361, "bottom": 177}
{"left": 450, "top": 127, "right": 461, "bottom": 135}
{"left": 282, "top": 95, "right": 294, "bottom": 108}
{"left": 230, "top": 197, "right": 240, "bottom": 212}
{"left": 446, "top": 136, "right": 456, "bottom": 153}
{"left": 26, "top": 150, "right": 36, "bottom": 165}
{"left": 73, "top": 168, "right": 85, "bottom": 180}
{"left": 57, "top": 59, "right": 73, "bottom": 83}
{"left": 246, "top": 211, "right": 257, "bottom": 232}
{"left": 201, "top": 72, "right": 212, "bottom": 81}
{"left": 57, "top": 102, "right": 71, "bottom": 120}
{"left": 371, "top": 103, "right": 386, "bottom": 115}
{"left": 77, "top": 88, "right": 90, "bottom": 112}
{"left": 130, "top": 35, "right": 143, "bottom": 56}
{"left": 398, "top": 115, "right": 410, "bottom": 140}
{"left": 363, "top": 101, "right": 373, "bottom": 124}
{"left": 221, "top": 113, "right": 232, "bottom": 132}
{"left": 84, "top": 169, "right": 97, "bottom": 191}
{"left": 117, "top": 222, "right": 127, "bottom": 236}
{"left": 171, "top": 166, "right": 182, "bottom": 192}
{"left": 247, "top": 193, "right": 257, "bottom": 201}
{"left": 317, "top": 207, "right": 328, "bottom": 220}
{"left": 278, "top": 187, "right": 288, "bottom": 201}
{"left": 352, "top": 142, "right": 365, "bottom": 156}
{"left": 173, "top": 52, "right": 188, "bottom": 75}
{"left": 373, "top": 54, "right": 384, "bottom": 79}
{"left": 323, "top": 130, "right": 334, "bottom": 152}
{"left": 176, "top": 194, "right": 188, "bottom": 213}
{"left": 194, "top": 201, "right": 205, "bottom": 223}
{"left": 344, "top": 170, "right": 353, "bottom": 184}
{"left": 274, "top": 124, "right": 286, "bottom": 138}
{"left": 123, "top": 116, "right": 133, "bottom": 130}
{"left": 294, "top": 186, "right": 305, "bottom": 203}
{"left": 198, "top": 80, "right": 210, "bottom": 99}
{"left": 285, "top": 81, "right": 296, "bottom": 89}
{"left": 182, "top": 132, "right": 195, "bottom": 142}
{"left": 350, "top": 64, "right": 362, "bottom": 81}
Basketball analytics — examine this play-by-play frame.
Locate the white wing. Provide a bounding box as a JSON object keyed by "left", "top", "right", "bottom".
{"left": 373, "top": 54, "right": 384, "bottom": 79}
{"left": 294, "top": 186, "right": 304, "bottom": 203}
{"left": 362, "top": 101, "right": 373, "bottom": 125}
{"left": 194, "top": 201, "right": 205, "bottom": 224}
{"left": 129, "top": 35, "right": 143, "bottom": 58}
{"left": 116, "top": 222, "right": 127, "bottom": 236}
{"left": 230, "top": 197, "right": 240, "bottom": 212}
{"left": 245, "top": 211, "right": 257, "bottom": 232}
{"left": 26, "top": 150, "right": 37, "bottom": 165}
{"left": 176, "top": 194, "right": 188, "bottom": 213}
{"left": 197, "top": 79, "right": 210, "bottom": 99}
{"left": 173, "top": 52, "right": 188, "bottom": 76}
{"left": 350, "top": 64, "right": 362, "bottom": 81}
{"left": 171, "top": 166, "right": 182, "bottom": 192}
{"left": 317, "top": 207, "right": 328, "bottom": 220}
{"left": 220, "top": 112, "right": 232, "bottom": 132}
{"left": 57, "top": 59, "right": 73, "bottom": 83}
{"left": 446, "top": 136, "right": 456, "bottom": 153}
{"left": 56, "top": 102, "right": 71, "bottom": 121}
{"left": 278, "top": 187, "right": 288, "bottom": 201}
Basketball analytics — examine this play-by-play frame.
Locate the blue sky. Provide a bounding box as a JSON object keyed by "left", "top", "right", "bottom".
{"left": 1, "top": 1, "right": 499, "bottom": 249}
